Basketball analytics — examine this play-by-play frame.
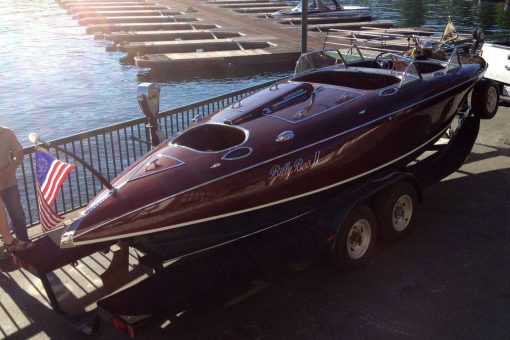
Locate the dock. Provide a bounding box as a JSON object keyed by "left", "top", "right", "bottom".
{"left": 102, "top": 29, "right": 243, "bottom": 43}
{"left": 57, "top": 0, "right": 397, "bottom": 75}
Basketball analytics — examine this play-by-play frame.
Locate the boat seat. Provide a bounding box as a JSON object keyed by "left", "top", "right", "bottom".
{"left": 173, "top": 124, "right": 246, "bottom": 152}
{"left": 414, "top": 61, "right": 445, "bottom": 74}
{"left": 294, "top": 70, "right": 400, "bottom": 90}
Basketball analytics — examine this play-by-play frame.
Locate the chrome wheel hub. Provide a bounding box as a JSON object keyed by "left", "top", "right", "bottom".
{"left": 486, "top": 86, "right": 498, "bottom": 113}
{"left": 392, "top": 195, "right": 413, "bottom": 232}
{"left": 347, "top": 219, "right": 372, "bottom": 259}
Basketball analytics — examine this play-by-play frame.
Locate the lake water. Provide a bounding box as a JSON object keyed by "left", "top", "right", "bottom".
{"left": 1, "top": 0, "right": 509, "bottom": 145}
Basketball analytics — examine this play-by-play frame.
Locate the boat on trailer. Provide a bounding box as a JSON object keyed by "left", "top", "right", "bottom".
{"left": 60, "top": 42, "right": 488, "bottom": 262}
{"left": 272, "top": 0, "right": 371, "bottom": 19}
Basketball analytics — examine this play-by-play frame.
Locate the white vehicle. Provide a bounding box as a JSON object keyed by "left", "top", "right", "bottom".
{"left": 479, "top": 41, "right": 510, "bottom": 109}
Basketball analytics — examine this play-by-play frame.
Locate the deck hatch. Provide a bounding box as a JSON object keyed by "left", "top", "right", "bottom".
{"left": 265, "top": 86, "right": 363, "bottom": 123}
{"left": 172, "top": 124, "right": 247, "bottom": 153}
{"left": 222, "top": 147, "right": 253, "bottom": 160}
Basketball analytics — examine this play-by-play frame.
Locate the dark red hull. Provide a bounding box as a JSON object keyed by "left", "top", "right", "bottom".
{"left": 61, "top": 52, "right": 487, "bottom": 260}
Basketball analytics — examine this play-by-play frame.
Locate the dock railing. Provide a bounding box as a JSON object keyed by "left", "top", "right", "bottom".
{"left": 18, "top": 78, "right": 281, "bottom": 229}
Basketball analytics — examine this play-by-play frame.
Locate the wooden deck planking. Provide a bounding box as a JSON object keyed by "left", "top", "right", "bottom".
{"left": 310, "top": 20, "right": 395, "bottom": 32}
{"left": 60, "top": 0, "right": 396, "bottom": 74}
{"left": 220, "top": 2, "right": 292, "bottom": 8}
{"left": 79, "top": 15, "right": 195, "bottom": 25}
{"left": 233, "top": 6, "right": 290, "bottom": 13}
{"left": 120, "top": 38, "right": 271, "bottom": 54}
{"left": 73, "top": 10, "right": 181, "bottom": 19}
{"left": 85, "top": 21, "right": 210, "bottom": 34}
{"left": 103, "top": 30, "right": 241, "bottom": 43}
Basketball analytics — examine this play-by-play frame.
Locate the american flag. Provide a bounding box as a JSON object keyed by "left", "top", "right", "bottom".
{"left": 37, "top": 186, "right": 64, "bottom": 232}
{"left": 35, "top": 149, "right": 75, "bottom": 231}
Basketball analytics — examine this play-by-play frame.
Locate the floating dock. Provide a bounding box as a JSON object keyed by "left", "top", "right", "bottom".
{"left": 85, "top": 20, "right": 204, "bottom": 34}
{"left": 103, "top": 29, "right": 242, "bottom": 43}
{"left": 119, "top": 37, "right": 272, "bottom": 55}
{"left": 59, "top": 0, "right": 396, "bottom": 76}
{"left": 62, "top": 0, "right": 469, "bottom": 76}
{"left": 73, "top": 9, "right": 183, "bottom": 19}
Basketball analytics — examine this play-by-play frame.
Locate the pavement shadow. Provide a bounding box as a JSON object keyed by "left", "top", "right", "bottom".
{"left": 132, "top": 167, "right": 510, "bottom": 339}
{"left": 0, "top": 168, "right": 508, "bottom": 339}
{"left": 464, "top": 142, "right": 510, "bottom": 165}
{"left": 0, "top": 256, "right": 128, "bottom": 339}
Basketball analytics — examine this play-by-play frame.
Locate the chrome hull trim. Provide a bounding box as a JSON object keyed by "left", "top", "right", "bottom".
{"left": 71, "top": 125, "right": 448, "bottom": 246}
{"left": 73, "top": 73, "right": 479, "bottom": 239}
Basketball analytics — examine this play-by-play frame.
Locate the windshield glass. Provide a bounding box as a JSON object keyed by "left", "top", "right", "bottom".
{"left": 386, "top": 54, "right": 422, "bottom": 87}
{"left": 294, "top": 49, "right": 345, "bottom": 76}
{"left": 399, "top": 61, "right": 421, "bottom": 88}
{"left": 292, "top": 0, "right": 340, "bottom": 11}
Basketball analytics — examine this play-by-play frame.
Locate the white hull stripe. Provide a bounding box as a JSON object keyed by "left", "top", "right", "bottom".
{"left": 72, "top": 126, "right": 448, "bottom": 246}
{"left": 72, "top": 72, "right": 482, "bottom": 245}
{"left": 160, "top": 210, "right": 314, "bottom": 264}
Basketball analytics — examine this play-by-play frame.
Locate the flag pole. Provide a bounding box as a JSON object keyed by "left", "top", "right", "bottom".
{"left": 42, "top": 142, "right": 113, "bottom": 190}
{"left": 29, "top": 134, "right": 113, "bottom": 190}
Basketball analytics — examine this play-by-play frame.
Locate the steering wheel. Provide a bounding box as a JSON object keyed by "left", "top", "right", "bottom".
{"left": 373, "top": 51, "right": 391, "bottom": 69}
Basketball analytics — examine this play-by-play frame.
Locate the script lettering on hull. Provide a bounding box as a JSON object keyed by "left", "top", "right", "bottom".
{"left": 268, "top": 151, "right": 321, "bottom": 185}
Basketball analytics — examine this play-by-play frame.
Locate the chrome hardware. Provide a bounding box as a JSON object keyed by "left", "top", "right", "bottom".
{"left": 192, "top": 114, "right": 204, "bottom": 125}
{"left": 137, "top": 83, "right": 160, "bottom": 120}
{"left": 294, "top": 110, "right": 305, "bottom": 120}
{"left": 221, "top": 147, "right": 253, "bottom": 160}
{"left": 138, "top": 83, "right": 162, "bottom": 148}
{"left": 146, "top": 159, "right": 159, "bottom": 171}
{"left": 275, "top": 131, "right": 295, "bottom": 143}
{"left": 379, "top": 87, "right": 398, "bottom": 96}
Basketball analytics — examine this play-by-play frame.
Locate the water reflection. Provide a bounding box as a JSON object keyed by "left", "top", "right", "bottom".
{"left": 344, "top": 0, "right": 510, "bottom": 32}
{"left": 0, "top": 0, "right": 285, "bottom": 143}
{"left": 398, "top": 0, "right": 426, "bottom": 28}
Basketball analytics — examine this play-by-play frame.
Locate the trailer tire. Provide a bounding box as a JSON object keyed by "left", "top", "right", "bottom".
{"left": 330, "top": 205, "right": 377, "bottom": 270}
{"left": 472, "top": 80, "right": 499, "bottom": 119}
{"left": 374, "top": 181, "right": 417, "bottom": 241}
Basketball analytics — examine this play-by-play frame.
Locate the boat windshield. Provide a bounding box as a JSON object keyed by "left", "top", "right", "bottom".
{"left": 294, "top": 49, "right": 346, "bottom": 76}
{"left": 291, "top": 0, "right": 341, "bottom": 12}
{"left": 397, "top": 57, "right": 422, "bottom": 88}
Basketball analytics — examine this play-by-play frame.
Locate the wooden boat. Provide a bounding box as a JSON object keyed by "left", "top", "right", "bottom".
{"left": 61, "top": 45, "right": 488, "bottom": 260}
{"left": 272, "top": 0, "right": 371, "bottom": 19}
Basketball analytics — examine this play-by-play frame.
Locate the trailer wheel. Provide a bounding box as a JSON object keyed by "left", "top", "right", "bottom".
{"left": 374, "top": 181, "right": 417, "bottom": 241}
{"left": 330, "top": 205, "right": 377, "bottom": 270}
{"left": 472, "top": 80, "right": 499, "bottom": 119}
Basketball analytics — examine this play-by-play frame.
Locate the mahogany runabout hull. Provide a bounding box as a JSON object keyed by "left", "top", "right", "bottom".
{"left": 61, "top": 51, "right": 487, "bottom": 260}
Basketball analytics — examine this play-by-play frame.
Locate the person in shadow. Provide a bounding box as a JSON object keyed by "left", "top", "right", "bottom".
{"left": 0, "top": 126, "right": 33, "bottom": 250}
{"left": 1, "top": 198, "right": 33, "bottom": 252}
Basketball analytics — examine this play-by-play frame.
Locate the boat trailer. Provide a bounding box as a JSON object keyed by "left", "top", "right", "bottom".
{"left": 3, "top": 81, "right": 494, "bottom": 337}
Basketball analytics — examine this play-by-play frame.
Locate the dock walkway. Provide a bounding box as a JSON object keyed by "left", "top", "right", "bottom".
{"left": 59, "top": 0, "right": 395, "bottom": 74}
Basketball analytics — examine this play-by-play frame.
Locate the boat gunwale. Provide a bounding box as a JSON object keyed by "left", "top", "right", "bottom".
{"left": 70, "top": 124, "right": 450, "bottom": 246}
{"left": 68, "top": 70, "right": 484, "bottom": 244}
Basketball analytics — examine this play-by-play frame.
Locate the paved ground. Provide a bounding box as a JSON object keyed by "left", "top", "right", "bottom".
{"left": 0, "top": 104, "right": 509, "bottom": 339}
